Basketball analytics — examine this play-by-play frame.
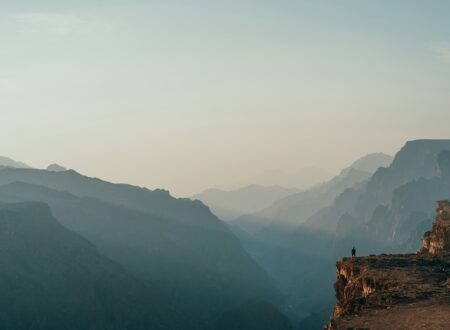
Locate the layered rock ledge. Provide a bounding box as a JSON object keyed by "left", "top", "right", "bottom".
{"left": 325, "top": 201, "right": 450, "bottom": 330}
{"left": 325, "top": 253, "right": 450, "bottom": 329}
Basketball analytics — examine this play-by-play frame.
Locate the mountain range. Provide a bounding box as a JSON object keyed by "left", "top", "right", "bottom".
{"left": 230, "top": 153, "right": 393, "bottom": 235}
{"left": 226, "top": 140, "right": 450, "bottom": 328}
{"left": 300, "top": 140, "right": 450, "bottom": 252}
{"left": 0, "top": 165, "right": 287, "bottom": 329}
{"left": 193, "top": 185, "right": 300, "bottom": 220}
{"left": 2, "top": 141, "right": 450, "bottom": 329}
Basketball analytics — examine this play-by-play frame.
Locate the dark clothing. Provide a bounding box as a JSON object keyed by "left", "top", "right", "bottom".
{"left": 351, "top": 248, "right": 356, "bottom": 257}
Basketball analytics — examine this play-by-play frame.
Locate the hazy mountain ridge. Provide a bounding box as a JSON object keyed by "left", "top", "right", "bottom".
{"left": 219, "top": 153, "right": 392, "bottom": 325}
{"left": 230, "top": 153, "right": 392, "bottom": 235}
{"left": 364, "top": 149, "right": 450, "bottom": 251}
{"left": 0, "top": 156, "right": 30, "bottom": 169}
{"left": 0, "top": 167, "right": 218, "bottom": 227}
{"left": 193, "top": 184, "right": 300, "bottom": 220}
{"left": 346, "top": 152, "right": 393, "bottom": 173}
{"left": 284, "top": 141, "right": 450, "bottom": 261}
{"left": 0, "top": 168, "right": 284, "bottom": 328}
{"left": 301, "top": 140, "right": 450, "bottom": 253}
{"left": 214, "top": 167, "right": 332, "bottom": 192}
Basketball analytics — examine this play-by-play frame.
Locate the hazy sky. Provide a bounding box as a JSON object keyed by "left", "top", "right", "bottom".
{"left": 1, "top": 1, "right": 450, "bottom": 196}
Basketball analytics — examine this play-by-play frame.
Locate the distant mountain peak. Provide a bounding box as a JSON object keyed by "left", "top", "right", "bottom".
{"left": 391, "top": 139, "right": 450, "bottom": 171}
{"left": 0, "top": 156, "right": 31, "bottom": 169}
{"left": 350, "top": 152, "right": 393, "bottom": 174}
{"left": 47, "top": 163, "right": 67, "bottom": 172}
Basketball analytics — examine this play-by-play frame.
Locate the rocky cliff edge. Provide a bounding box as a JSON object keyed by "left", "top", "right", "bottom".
{"left": 325, "top": 201, "right": 450, "bottom": 330}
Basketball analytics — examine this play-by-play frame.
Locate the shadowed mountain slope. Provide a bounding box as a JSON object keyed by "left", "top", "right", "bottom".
{"left": 0, "top": 180, "right": 280, "bottom": 328}
{"left": 0, "top": 202, "right": 175, "bottom": 330}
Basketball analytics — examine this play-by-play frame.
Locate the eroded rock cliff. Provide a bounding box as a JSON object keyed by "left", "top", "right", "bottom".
{"left": 421, "top": 200, "right": 450, "bottom": 254}
{"left": 325, "top": 201, "right": 450, "bottom": 330}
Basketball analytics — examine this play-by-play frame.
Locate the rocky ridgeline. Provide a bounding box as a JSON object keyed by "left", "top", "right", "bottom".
{"left": 325, "top": 201, "right": 450, "bottom": 330}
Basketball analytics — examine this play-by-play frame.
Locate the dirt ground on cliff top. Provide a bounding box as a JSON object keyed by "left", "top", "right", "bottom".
{"left": 336, "top": 298, "right": 450, "bottom": 330}
{"left": 331, "top": 254, "right": 450, "bottom": 330}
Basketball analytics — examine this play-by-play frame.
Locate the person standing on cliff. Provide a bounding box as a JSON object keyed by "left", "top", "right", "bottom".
{"left": 351, "top": 246, "right": 356, "bottom": 257}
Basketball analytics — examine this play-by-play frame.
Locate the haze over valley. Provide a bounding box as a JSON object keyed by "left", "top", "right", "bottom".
{"left": 1, "top": 139, "right": 450, "bottom": 329}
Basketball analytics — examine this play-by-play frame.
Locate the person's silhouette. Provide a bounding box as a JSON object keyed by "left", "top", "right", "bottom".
{"left": 351, "top": 246, "right": 356, "bottom": 257}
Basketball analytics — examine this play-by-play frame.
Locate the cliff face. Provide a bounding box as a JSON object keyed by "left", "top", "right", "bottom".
{"left": 421, "top": 200, "right": 450, "bottom": 254}
{"left": 326, "top": 201, "right": 450, "bottom": 330}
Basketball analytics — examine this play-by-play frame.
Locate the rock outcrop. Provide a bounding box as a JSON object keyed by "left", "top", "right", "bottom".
{"left": 325, "top": 201, "right": 450, "bottom": 330}
{"left": 421, "top": 200, "right": 450, "bottom": 254}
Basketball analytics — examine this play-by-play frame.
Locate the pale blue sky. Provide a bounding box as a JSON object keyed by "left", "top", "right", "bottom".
{"left": 1, "top": 1, "right": 450, "bottom": 195}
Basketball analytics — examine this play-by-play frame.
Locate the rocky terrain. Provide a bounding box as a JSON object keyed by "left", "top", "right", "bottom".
{"left": 422, "top": 200, "right": 450, "bottom": 254}
{"left": 325, "top": 201, "right": 450, "bottom": 330}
